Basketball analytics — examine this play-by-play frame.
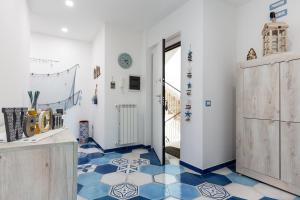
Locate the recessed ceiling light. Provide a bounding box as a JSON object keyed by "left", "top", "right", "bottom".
{"left": 65, "top": 0, "right": 74, "bottom": 7}
{"left": 61, "top": 27, "right": 69, "bottom": 33}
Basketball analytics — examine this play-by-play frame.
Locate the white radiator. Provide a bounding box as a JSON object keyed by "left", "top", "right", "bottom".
{"left": 116, "top": 104, "right": 138, "bottom": 145}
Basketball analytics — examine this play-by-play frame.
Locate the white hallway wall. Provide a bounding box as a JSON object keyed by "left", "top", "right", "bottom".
{"left": 146, "top": 0, "right": 236, "bottom": 170}
{"left": 146, "top": 0, "right": 205, "bottom": 169}
{"left": 0, "top": 0, "right": 30, "bottom": 126}
{"left": 236, "top": 0, "right": 300, "bottom": 62}
{"left": 30, "top": 33, "right": 92, "bottom": 138}
{"left": 91, "top": 24, "right": 145, "bottom": 150}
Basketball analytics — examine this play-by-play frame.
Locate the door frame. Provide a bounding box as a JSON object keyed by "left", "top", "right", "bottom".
{"left": 162, "top": 40, "right": 182, "bottom": 165}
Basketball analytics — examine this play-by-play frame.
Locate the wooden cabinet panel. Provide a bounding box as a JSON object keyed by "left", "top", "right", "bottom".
{"left": 49, "top": 144, "right": 77, "bottom": 200}
{"left": 240, "top": 118, "right": 279, "bottom": 179}
{"left": 243, "top": 64, "right": 279, "bottom": 120}
{"left": 281, "top": 122, "right": 300, "bottom": 187}
{"left": 281, "top": 60, "right": 300, "bottom": 122}
{"left": 0, "top": 148, "right": 50, "bottom": 200}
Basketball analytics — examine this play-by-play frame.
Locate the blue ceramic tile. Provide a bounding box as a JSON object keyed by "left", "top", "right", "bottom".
{"left": 260, "top": 197, "right": 278, "bottom": 200}
{"left": 227, "top": 172, "right": 258, "bottom": 187}
{"left": 87, "top": 152, "right": 104, "bottom": 160}
{"left": 140, "top": 183, "right": 169, "bottom": 200}
{"left": 197, "top": 182, "right": 230, "bottom": 200}
{"left": 140, "top": 149, "right": 161, "bottom": 166}
{"left": 77, "top": 183, "right": 83, "bottom": 193}
{"left": 114, "top": 148, "right": 133, "bottom": 154}
{"left": 110, "top": 183, "right": 138, "bottom": 199}
{"left": 202, "top": 173, "right": 232, "bottom": 186}
{"left": 228, "top": 197, "right": 246, "bottom": 200}
{"left": 294, "top": 197, "right": 300, "bottom": 200}
{"left": 77, "top": 172, "right": 102, "bottom": 186}
{"left": 163, "top": 165, "right": 185, "bottom": 175}
{"left": 78, "top": 153, "right": 90, "bottom": 165}
{"left": 95, "top": 164, "right": 118, "bottom": 174}
{"left": 176, "top": 172, "right": 205, "bottom": 186}
{"left": 140, "top": 165, "right": 165, "bottom": 175}
{"left": 129, "top": 196, "right": 151, "bottom": 200}
{"left": 95, "top": 196, "right": 118, "bottom": 200}
{"left": 102, "top": 152, "right": 123, "bottom": 159}
{"left": 89, "top": 157, "right": 111, "bottom": 165}
{"left": 78, "top": 182, "right": 110, "bottom": 199}
{"left": 168, "top": 183, "right": 200, "bottom": 200}
{"left": 80, "top": 143, "right": 98, "bottom": 149}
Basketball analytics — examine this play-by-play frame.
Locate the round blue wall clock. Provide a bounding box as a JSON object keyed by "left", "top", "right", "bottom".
{"left": 118, "top": 53, "right": 132, "bottom": 69}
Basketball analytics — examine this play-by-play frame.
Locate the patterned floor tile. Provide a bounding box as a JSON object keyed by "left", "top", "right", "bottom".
{"left": 95, "top": 164, "right": 118, "bottom": 174}
{"left": 225, "top": 183, "right": 264, "bottom": 199}
{"left": 110, "top": 183, "right": 138, "bottom": 200}
{"left": 118, "top": 164, "right": 139, "bottom": 174}
{"left": 89, "top": 156, "right": 111, "bottom": 165}
{"left": 132, "top": 149, "right": 149, "bottom": 155}
{"left": 168, "top": 182, "right": 200, "bottom": 200}
{"left": 140, "top": 149, "right": 161, "bottom": 166}
{"left": 127, "top": 172, "right": 153, "bottom": 186}
{"left": 197, "top": 182, "right": 230, "bottom": 200}
{"left": 77, "top": 172, "right": 102, "bottom": 186}
{"left": 176, "top": 172, "right": 205, "bottom": 186}
{"left": 226, "top": 172, "right": 258, "bottom": 187}
{"left": 131, "top": 158, "right": 150, "bottom": 166}
{"left": 140, "top": 165, "right": 165, "bottom": 175}
{"left": 140, "top": 182, "right": 169, "bottom": 200}
{"left": 201, "top": 173, "right": 232, "bottom": 186}
{"left": 154, "top": 173, "right": 177, "bottom": 185}
{"left": 111, "top": 158, "right": 129, "bottom": 166}
{"left": 213, "top": 167, "right": 233, "bottom": 176}
{"left": 253, "top": 183, "right": 296, "bottom": 200}
{"left": 77, "top": 141, "right": 296, "bottom": 200}
{"left": 78, "top": 182, "right": 110, "bottom": 200}
{"left": 77, "top": 164, "right": 97, "bottom": 175}
{"left": 101, "top": 172, "right": 127, "bottom": 185}
{"left": 163, "top": 164, "right": 185, "bottom": 175}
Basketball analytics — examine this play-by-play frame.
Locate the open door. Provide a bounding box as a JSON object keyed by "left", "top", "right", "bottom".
{"left": 152, "top": 39, "right": 166, "bottom": 165}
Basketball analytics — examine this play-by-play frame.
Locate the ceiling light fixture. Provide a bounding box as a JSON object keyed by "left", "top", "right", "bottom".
{"left": 61, "top": 27, "right": 69, "bottom": 33}
{"left": 65, "top": 0, "right": 74, "bottom": 7}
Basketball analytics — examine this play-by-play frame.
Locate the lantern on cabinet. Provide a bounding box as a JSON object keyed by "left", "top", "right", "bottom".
{"left": 262, "top": 12, "right": 288, "bottom": 56}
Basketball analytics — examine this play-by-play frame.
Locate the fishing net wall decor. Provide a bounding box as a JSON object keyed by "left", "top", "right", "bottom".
{"left": 29, "top": 64, "right": 82, "bottom": 111}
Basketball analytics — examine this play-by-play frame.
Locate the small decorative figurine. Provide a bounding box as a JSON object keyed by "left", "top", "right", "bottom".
{"left": 262, "top": 12, "right": 289, "bottom": 56}
{"left": 247, "top": 48, "right": 257, "bottom": 60}
{"left": 185, "top": 110, "right": 192, "bottom": 121}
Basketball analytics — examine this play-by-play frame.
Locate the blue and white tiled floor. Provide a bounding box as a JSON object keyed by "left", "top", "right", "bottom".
{"left": 77, "top": 142, "right": 300, "bottom": 200}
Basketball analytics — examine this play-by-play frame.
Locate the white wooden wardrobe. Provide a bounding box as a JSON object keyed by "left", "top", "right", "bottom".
{"left": 236, "top": 53, "right": 300, "bottom": 196}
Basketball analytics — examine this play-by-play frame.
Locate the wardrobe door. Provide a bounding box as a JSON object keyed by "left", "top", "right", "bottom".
{"left": 281, "top": 60, "right": 300, "bottom": 122}
{"left": 240, "top": 118, "right": 280, "bottom": 179}
{"left": 243, "top": 64, "right": 280, "bottom": 120}
{"left": 281, "top": 122, "right": 300, "bottom": 187}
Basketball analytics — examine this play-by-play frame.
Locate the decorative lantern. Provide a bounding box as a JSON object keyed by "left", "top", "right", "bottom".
{"left": 262, "top": 12, "right": 288, "bottom": 56}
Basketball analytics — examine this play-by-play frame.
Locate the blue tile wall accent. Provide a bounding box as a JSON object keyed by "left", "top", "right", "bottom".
{"left": 180, "top": 160, "right": 236, "bottom": 174}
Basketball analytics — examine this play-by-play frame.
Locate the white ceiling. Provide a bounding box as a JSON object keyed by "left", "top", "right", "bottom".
{"left": 28, "top": 0, "right": 190, "bottom": 42}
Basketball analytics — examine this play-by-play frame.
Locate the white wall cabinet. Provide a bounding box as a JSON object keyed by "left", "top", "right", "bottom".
{"left": 237, "top": 53, "right": 300, "bottom": 196}
{"left": 0, "top": 130, "right": 77, "bottom": 200}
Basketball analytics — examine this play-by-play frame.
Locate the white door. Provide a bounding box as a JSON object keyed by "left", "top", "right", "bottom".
{"left": 152, "top": 41, "right": 164, "bottom": 164}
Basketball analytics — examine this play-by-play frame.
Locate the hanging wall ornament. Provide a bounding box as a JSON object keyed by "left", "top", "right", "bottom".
{"left": 185, "top": 110, "right": 192, "bottom": 121}
{"left": 188, "top": 46, "right": 193, "bottom": 62}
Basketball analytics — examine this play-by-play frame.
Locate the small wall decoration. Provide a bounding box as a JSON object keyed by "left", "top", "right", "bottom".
{"left": 93, "top": 66, "right": 101, "bottom": 79}
{"left": 1, "top": 95, "right": 65, "bottom": 142}
{"left": 111, "top": 77, "right": 116, "bottom": 89}
{"left": 118, "top": 53, "right": 133, "bottom": 69}
{"left": 185, "top": 45, "right": 193, "bottom": 121}
{"left": 2, "top": 108, "right": 27, "bottom": 142}
{"left": 262, "top": 12, "right": 289, "bottom": 56}
{"left": 247, "top": 48, "right": 257, "bottom": 60}
{"left": 92, "top": 84, "right": 98, "bottom": 105}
